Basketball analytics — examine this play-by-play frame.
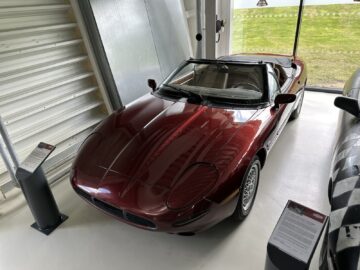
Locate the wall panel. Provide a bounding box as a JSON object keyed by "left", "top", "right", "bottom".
{"left": 0, "top": 0, "right": 110, "bottom": 192}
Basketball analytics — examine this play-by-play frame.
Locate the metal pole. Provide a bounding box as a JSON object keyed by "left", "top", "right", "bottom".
{"left": 0, "top": 116, "right": 20, "bottom": 168}
{"left": 0, "top": 116, "right": 20, "bottom": 186}
{"left": 205, "top": 0, "right": 217, "bottom": 59}
{"left": 293, "top": 0, "right": 305, "bottom": 60}
{"left": 0, "top": 139, "right": 18, "bottom": 186}
{"left": 196, "top": 0, "right": 203, "bottom": 59}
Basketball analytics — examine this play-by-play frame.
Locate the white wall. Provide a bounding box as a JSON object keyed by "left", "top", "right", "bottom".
{"left": 90, "top": 0, "right": 192, "bottom": 105}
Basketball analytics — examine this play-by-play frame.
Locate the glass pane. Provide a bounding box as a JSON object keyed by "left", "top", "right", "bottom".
{"left": 268, "top": 72, "right": 280, "bottom": 101}
{"left": 162, "top": 62, "right": 267, "bottom": 104}
{"left": 299, "top": 2, "right": 360, "bottom": 89}
{"left": 232, "top": 0, "right": 360, "bottom": 90}
{"left": 169, "top": 63, "right": 197, "bottom": 83}
{"left": 232, "top": 0, "right": 299, "bottom": 56}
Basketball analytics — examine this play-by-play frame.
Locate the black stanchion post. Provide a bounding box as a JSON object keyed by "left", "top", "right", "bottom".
{"left": 16, "top": 142, "right": 68, "bottom": 235}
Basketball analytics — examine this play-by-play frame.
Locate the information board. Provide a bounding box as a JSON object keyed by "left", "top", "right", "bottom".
{"left": 269, "top": 200, "right": 327, "bottom": 264}
{"left": 20, "top": 142, "right": 55, "bottom": 174}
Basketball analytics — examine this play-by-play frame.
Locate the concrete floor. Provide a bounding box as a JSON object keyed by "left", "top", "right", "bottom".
{"left": 0, "top": 91, "right": 339, "bottom": 270}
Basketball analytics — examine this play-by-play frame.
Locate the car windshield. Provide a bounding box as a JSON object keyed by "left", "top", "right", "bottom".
{"left": 159, "top": 61, "right": 267, "bottom": 105}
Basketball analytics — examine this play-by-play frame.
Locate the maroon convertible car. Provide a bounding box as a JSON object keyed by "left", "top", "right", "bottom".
{"left": 71, "top": 54, "right": 307, "bottom": 234}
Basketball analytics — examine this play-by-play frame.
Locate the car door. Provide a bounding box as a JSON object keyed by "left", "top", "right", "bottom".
{"left": 270, "top": 64, "right": 295, "bottom": 138}
{"left": 265, "top": 64, "right": 295, "bottom": 150}
{"left": 264, "top": 65, "right": 282, "bottom": 151}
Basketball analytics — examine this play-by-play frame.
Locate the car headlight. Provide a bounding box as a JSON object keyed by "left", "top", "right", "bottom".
{"left": 166, "top": 163, "right": 218, "bottom": 210}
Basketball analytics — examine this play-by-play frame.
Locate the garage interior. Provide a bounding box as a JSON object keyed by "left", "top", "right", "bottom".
{"left": 0, "top": 0, "right": 358, "bottom": 270}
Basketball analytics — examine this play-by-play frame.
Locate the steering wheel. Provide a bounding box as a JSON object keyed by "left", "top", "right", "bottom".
{"left": 232, "top": 82, "right": 261, "bottom": 92}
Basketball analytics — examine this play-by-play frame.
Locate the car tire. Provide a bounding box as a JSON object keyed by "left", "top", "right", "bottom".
{"left": 232, "top": 156, "right": 261, "bottom": 221}
{"left": 290, "top": 90, "right": 305, "bottom": 121}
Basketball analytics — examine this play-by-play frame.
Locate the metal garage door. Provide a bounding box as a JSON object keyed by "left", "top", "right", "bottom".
{"left": 0, "top": 0, "right": 111, "bottom": 193}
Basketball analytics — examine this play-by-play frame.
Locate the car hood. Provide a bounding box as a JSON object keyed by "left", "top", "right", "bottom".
{"left": 73, "top": 96, "right": 261, "bottom": 210}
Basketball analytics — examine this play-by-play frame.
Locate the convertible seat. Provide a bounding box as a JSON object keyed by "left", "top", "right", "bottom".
{"left": 226, "top": 65, "right": 264, "bottom": 91}
{"left": 193, "top": 68, "right": 228, "bottom": 89}
{"left": 219, "top": 54, "right": 293, "bottom": 68}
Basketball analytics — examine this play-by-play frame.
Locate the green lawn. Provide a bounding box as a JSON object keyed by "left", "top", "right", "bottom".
{"left": 232, "top": 4, "right": 360, "bottom": 88}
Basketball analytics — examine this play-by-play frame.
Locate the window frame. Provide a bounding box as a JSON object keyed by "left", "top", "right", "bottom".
{"left": 267, "top": 64, "right": 281, "bottom": 104}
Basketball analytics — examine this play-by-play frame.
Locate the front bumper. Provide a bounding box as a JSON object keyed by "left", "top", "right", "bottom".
{"left": 73, "top": 185, "right": 238, "bottom": 234}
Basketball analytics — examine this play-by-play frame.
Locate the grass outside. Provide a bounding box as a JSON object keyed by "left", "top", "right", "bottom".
{"left": 232, "top": 4, "right": 360, "bottom": 88}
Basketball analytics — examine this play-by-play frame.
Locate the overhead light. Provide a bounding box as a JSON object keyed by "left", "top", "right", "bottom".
{"left": 257, "top": 0, "right": 268, "bottom": 7}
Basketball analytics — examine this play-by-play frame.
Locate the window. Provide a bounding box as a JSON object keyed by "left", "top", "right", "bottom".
{"left": 299, "top": 2, "right": 360, "bottom": 89}
{"left": 159, "top": 61, "right": 267, "bottom": 105}
{"left": 232, "top": 1, "right": 298, "bottom": 56}
{"left": 268, "top": 72, "right": 280, "bottom": 103}
{"left": 232, "top": 0, "right": 360, "bottom": 90}
{"left": 169, "top": 63, "right": 197, "bottom": 84}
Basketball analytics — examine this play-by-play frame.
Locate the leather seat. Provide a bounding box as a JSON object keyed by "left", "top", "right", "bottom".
{"left": 193, "top": 69, "right": 228, "bottom": 89}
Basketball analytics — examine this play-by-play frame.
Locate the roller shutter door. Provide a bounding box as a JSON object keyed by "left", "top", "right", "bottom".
{"left": 0, "top": 0, "right": 111, "bottom": 192}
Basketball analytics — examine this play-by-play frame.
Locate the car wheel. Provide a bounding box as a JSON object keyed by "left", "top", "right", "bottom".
{"left": 232, "top": 156, "right": 261, "bottom": 221}
{"left": 290, "top": 90, "right": 305, "bottom": 120}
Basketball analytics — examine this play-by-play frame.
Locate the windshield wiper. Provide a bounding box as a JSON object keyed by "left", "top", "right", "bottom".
{"left": 163, "top": 84, "right": 204, "bottom": 102}
{"left": 205, "top": 96, "right": 266, "bottom": 108}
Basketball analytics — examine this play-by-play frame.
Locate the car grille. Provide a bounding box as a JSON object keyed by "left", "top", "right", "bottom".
{"left": 74, "top": 186, "right": 156, "bottom": 229}
{"left": 93, "top": 198, "right": 125, "bottom": 219}
{"left": 74, "top": 186, "right": 92, "bottom": 202}
{"left": 124, "top": 212, "right": 157, "bottom": 228}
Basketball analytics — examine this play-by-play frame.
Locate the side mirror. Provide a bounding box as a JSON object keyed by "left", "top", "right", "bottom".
{"left": 334, "top": 96, "right": 360, "bottom": 118}
{"left": 274, "top": 93, "right": 296, "bottom": 109}
{"left": 148, "top": 79, "right": 157, "bottom": 91}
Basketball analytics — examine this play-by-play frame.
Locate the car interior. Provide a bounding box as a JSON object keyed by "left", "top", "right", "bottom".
{"left": 177, "top": 64, "right": 266, "bottom": 93}
{"left": 273, "top": 64, "right": 288, "bottom": 87}
{"left": 171, "top": 62, "right": 290, "bottom": 90}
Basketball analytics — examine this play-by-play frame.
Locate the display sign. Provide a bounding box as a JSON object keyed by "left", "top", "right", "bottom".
{"left": 19, "top": 142, "right": 55, "bottom": 173}
{"left": 269, "top": 200, "right": 327, "bottom": 264}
